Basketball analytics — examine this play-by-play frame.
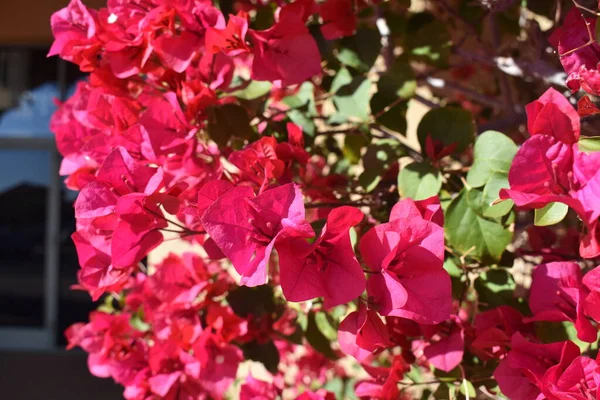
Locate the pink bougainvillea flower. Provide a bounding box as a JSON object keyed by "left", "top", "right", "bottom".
{"left": 66, "top": 311, "right": 143, "bottom": 381}
{"left": 541, "top": 350, "right": 599, "bottom": 400}
{"left": 525, "top": 225, "right": 582, "bottom": 263}
{"left": 275, "top": 123, "right": 311, "bottom": 181}
{"left": 197, "top": 179, "right": 235, "bottom": 217}
{"left": 354, "top": 355, "right": 410, "bottom": 400}
{"left": 71, "top": 146, "right": 171, "bottom": 287}
{"left": 196, "top": 51, "right": 235, "bottom": 90}
{"left": 581, "top": 266, "right": 600, "bottom": 324}
{"left": 228, "top": 136, "right": 285, "bottom": 192}
{"left": 279, "top": 0, "right": 318, "bottom": 23}
{"left": 192, "top": 331, "right": 244, "bottom": 398}
{"left": 205, "top": 11, "right": 250, "bottom": 56}
{"left": 338, "top": 304, "right": 392, "bottom": 361}
{"left": 240, "top": 373, "right": 279, "bottom": 400}
{"left": 249, "top": 13, "right": 321, "bottom": 86}
{"left": 549, "top": 8, "right": 600, "bottom": 95}
{"left": 494, "top": 333, "right": 579, "bottom": 400}
{"left": 277, "top": 206, "right": 365, "bottom": 308}
{"left": 111, "top": 193, "right": 167, "bottom": 268}
{"left": 205, "top": 303, "right": 248, "bottom": 343}
{"left": 389, "top": 196, "right": 444, "bottom": 227}
{"left": 525, "top": 86, "right": 580, "bottom": 143}
{"left": 147, "top": 340, "right": 203, "bottom": 398}
{"left": 201, "top": 183, "right": 313, "bottom": 286}
{"left": 471, "top": 306, "right": 534, "bottom": 359}
{"left": 153, "top": 31, "right": 203, "bottom": 74}
{"left": 425, "top": 135, "right": 458, "bottom": 163}
{"left": 359, "top": 200, "right": 451, "bottom": 324}
{"left": 71, "top": 227, "right": 133, "bottom": 300}
{"left": 319, "top": 0, "right": 357, "bottom": 40}
{"left": 578, "top": 96, "right": 600, "bottom": 117}
{"left": 48, "top": 0, "right": 101, "bottom": 71}
{"left": 500, "top": 88, "right": 600, "bottom": 258}
{"left": 139, "top": 253, "right": 209, "bottom": 315}
{"left": 527, "top": 262, "right": 597, "bottom": 343}
{"left": 422, "top": 321, "right": 464, "bottom": 373}
{"left": 296, "top": 390, "right": 336, "bottom": 400}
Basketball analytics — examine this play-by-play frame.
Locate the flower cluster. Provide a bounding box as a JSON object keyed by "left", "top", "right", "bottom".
{"left": 500, "top": 87, "right": 600, "bottom": 258}
{"left": 48, "top": 0, "right": 600, "bottom": 398}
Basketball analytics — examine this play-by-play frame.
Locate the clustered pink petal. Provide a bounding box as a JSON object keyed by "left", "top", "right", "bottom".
{"left": 501, "top": 88, "right": 600, "bottom": 258}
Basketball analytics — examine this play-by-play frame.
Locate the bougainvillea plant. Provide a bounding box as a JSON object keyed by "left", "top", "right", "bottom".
{"left": 49, "top": 0, "right": 600, "bottom": 398}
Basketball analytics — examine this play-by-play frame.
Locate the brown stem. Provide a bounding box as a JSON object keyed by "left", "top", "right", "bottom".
{"left": 559, "top": 12, "right": 595, "bottom": 57}
{"left": 489, "top": 13, "right": 513, "bottom": 112}
{"left": 572, "top": 0, "right": 600, "bottom": 16}
{"left": 305, "top": 200, "right": 372, "bottom": 209}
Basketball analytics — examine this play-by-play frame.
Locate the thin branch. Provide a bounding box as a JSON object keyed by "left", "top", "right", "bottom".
{"left": 372, "top": 96, "right": 406, "bottom": 120}
{"left": 413, "top": 93, "right": 440, "bottom": 109}
{"left": 572, "top": 0, "right": 600, "bottom": 16}
{"left": 437, "top": 0, "right": 480, "bottom": 39}
{"left": 489, "top": 13, "right": 513, "bottom": 112}
{"left": 477, "top": 111, "right": 526, "bottom": 134}
{"left": 305, "top": 200, "right": 372, "bottom": 209}
{"left": 370, "top": 124, "right": 424, "bottom": 162}
{"left": 315, "top": 128, "right": 369, "bottom": 137}
{"left": 398, "top": 380, "right": 442, "bottom": 387}
{"left": 424, "top": 76, "right": 505, "bottom": 109}
{"left": 455, "top": 49, "right": 567, "bottom": 88}
{"left": 558, "top": 12, "right": 595, "bottom": 57}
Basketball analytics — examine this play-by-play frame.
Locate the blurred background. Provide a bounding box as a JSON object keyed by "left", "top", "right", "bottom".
{"left": 0, "top": 0, "right": 122, "bottom": 398}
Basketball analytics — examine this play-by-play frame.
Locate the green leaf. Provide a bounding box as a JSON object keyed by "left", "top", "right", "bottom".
{"left": 333, "top": 76, "right": 372, "bottom": 121}
{"left": 288, "top": 109, "right": 316, "bottom": 138}
{"left": 226, "top": 285, "right": 275, "bottom": 318}
{"left": 481, "top": 174, "right": 513, "bottom": 219}
{"left": 343, "top": 134, "right": 369, "bottom": 164}
{"left": 534, "top": 202, "right": 569, "bottom": 226}
{"left": 446, "top": 190, "right": 513, "bottom": 262}
{"left": 444, "top": 258, "right": 462, "bottom": 278}
{"left": 281, "top": 323, "right": 304, "bottom": 345}
{"left": 350, "top": 226, "right": 358, "bottom": 249}
{"left": 282, "top": 82, "right": 317, "bottom": 115}
{"left": 253, "top": 3, "right": 276, "bottom": 29}
{"left": 207, "top": 104, "right": 253, "bottom": 147}
{"left": 434, "top": 367, "right": 462, "bottom": 383}
{"left": 377, "top": 59, "right": 417, "bottom": 100}
{"left": 331, "top": 67, "right": 353, "bottom": 93}
{"left": 432, "top": 383, "right": 456, "bottom": 400}
{"left": 467, "top": 131, "right": 518, "bottom": 188}
{"left": 460, "top": 380, "right": 477, "bottom": 399}
{"left": 444, "top": 258, "right": 466, "bottom": 298}
{"left": 417, "top": 107, "right": 475, "bottom": 155}
{"left": 407, "top": 16, "right": 452, "bottom": 67}
{"left": 315, "top": 312, "right": 338, "bottom": 341}
{"left": 336, "top": 27, "right": 382, "bottom": 72}
{"left": 370, "top": 93, "right": 408, "bottom": 133}
{"left": 370, "top": 60, "right": 413, "bottom": 134}
{"left": 398, "top": 162, "right": 442, "bottom": 200}
{"left": 359, "top": 140, "right": 405, "bottom": 192}
{"left": 229, "top": 80, "right": 272, "bottom": 100}
{"left": 98, "top": 295, "right": 116, "bottom": 313}
{"left": 305, "top": 311, "right": 338, "bottom": 360}
{"left": 578, "top": 136, "right": 600, "bottom": 153}
{"left": 130, "top": 312, "right": 151, "bottom": 332}
{"left": 323, "top": 377, "right": 344, "bottom": 398}
{"left": 536, "top": 321, "right": 590, "bottom": 351}
{"left": 242, "top": 341, "right": 280, "bottom": 373}
{"left": 474, "top": 269, "right": 516, "bottom": 309}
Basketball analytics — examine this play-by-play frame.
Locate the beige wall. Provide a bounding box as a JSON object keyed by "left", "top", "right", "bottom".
{"left": 0, "top": 0, "right": 106, "bottom": 46}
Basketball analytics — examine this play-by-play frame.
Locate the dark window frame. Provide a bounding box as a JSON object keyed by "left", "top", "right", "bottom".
{"left": 0, "top": 59, "right": 66, "bottom": 350}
